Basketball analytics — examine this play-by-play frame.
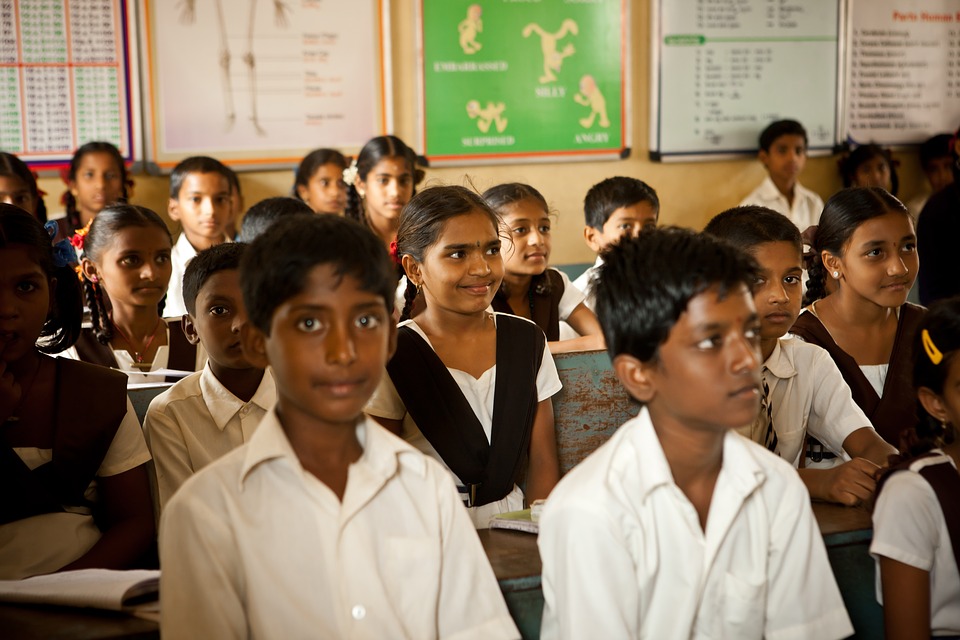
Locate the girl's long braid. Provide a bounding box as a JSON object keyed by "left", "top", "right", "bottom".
{"left": 344, "top": 184, "right": 365, "bottom": 224}
{"left": 83, "top": 277, "right": 113, "bottom": 345}
{"left": 803, "top": 259, "right": 828, "bottom": 307}
{"left": 399, "top": 277, "right": 418, "bottom": 322}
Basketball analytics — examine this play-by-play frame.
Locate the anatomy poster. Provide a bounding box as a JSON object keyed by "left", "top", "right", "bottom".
{"left": 140, "top": 0, "right": 388, "bottom": 171}
{"left": 418, "top": 0, "right": 627, "bottom": 163}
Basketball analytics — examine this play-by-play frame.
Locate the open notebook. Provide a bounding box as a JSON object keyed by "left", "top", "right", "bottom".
{"left": 0, "top": 569, "right": 159, "bottom": 612}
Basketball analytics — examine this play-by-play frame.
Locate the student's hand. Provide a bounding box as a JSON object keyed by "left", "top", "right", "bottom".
{"left": 823, "top": 458, "right": 880, "bottom": 506}
{"left": 0, "top": 359, "right": 22, "bottom": 424}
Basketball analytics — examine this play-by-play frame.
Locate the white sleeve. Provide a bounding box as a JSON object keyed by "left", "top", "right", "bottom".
{"left": 365, "top": 368, "right": 408, "bottom": 420}
{"left": 871, "top": 471, "right": 941, "bottom": 572}
{"left": 764, "top": 474, "right": 854, "bottom": 640}
{"left": 143, "top": 395, "right": 193, "bottom": 512}
{"left": 806, "top": 347, "right": 873, "bottom": 456}
{"left": 554, "top": 270, "right": 585, "bottom": 322}
{"left": 538, "top": 497, "right": 641, "bottom": 639}
{"left": 97, "top": 398, "right": 151, "bottom": 477}
{"left": 536, "top": 341, "right": 562, "bottom": 402}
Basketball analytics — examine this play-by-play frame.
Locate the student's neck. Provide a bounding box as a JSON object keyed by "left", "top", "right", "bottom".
{"left": 820, "top": 290, "right": 896, "bottom": 328}
{"left": 209, "top": 363, "right": 265, "bottom": 403}
{"left": 276, "top": 402, "right": 363, "bottom": 501}
{"left": 418, "top": 305, "right": 490, "bottom": 338}
{"left": 184, "top": 232, "right": 221, "bottom": 253}
{"left": 773, "top": 177, "right": 797, "bottom": 205}
{"left": 760, "top": 336, "right": 779, "bottom": 362}
{"left": 109, "top": 303, "right": 161, "bottom": 338}
{"left": 648, "top": 406, "right": 724, "bottom": 529}
{"left": 79, "top": 208, "right": 97, "bottom": 228}
{"left": 502, "top": 272, "right": 532, "bottom": 316}
{"left": 366, "top": 211, "right": 398, "bottom": 247}
{"left": 7, "top": 348, "right": 42, "bottom": 384}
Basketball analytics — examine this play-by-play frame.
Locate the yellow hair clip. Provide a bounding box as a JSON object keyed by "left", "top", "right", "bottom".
{"left": 922, "top": 329, "right": 943, "bottom": 365}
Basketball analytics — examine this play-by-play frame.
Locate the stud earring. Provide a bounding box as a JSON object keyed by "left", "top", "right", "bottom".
{"left": 416, "top": 282, "right": 423, "bottom": 295}
{"left": 832, "top": 271, "right": 840, "bottom": 279}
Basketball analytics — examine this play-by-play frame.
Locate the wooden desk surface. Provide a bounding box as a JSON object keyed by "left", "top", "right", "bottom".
{"left": 0, "top": 603, "right": 158, "bottom": 640}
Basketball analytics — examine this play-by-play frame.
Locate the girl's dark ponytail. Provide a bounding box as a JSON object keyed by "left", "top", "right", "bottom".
{"left": 399, "top": 278, "right": 418, "bottom": 322}
{"left": 83, "top": 277, "right": 113, "bottom": 346}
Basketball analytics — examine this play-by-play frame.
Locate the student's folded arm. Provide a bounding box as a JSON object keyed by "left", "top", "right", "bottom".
{"left": 159, "top": 492, "right": 246, "bottom": 639}
{"left": 60, "top": 464, "right": 155, "bottom": 572}
{"left": 143, "top": 408, "right": 194, "bottom": 512}
{"left": 798, "top": 458, "right": 878, "bottom": 506}
{"left": 539, "top": 502, "right": 640, "bottom": 639}
{"left": 525, "top": 398, "right": 559, "bottom": 503}
{"left": 549, "top": 304, "right": 605, "bottom": 354}
{"left": 878, "top": 556, "right": 931, "bottom": 640}
{"left": 841, "top": 426, "right": 898, "bottom": 467}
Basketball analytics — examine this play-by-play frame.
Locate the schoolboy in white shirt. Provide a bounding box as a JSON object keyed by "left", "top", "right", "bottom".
{"left": 538, "top": 228, "right": 853, "bottom": 639}
{"left": 160, "top": 215, "right": 518, "bottom": 639}
{"left": 164, "top": 156, "right": 234, "bottom": 317}
{"left": 144, "top": 243, "right": 275, "bottom": 512}
{"left": 572, "top": 176, "right": 659, "bottom": 311}
{"left": 705, "top": 206, "right": 897, "bottom": 506}
{"left": 740, "top": 119, "right": 825, "bottom": 232}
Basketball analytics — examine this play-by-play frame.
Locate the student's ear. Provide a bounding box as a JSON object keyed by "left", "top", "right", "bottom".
{"left": 181, "top": 314, "right": 201, "bottom": 346}
{"left": 168, "top": 197, "right": 181, "bottom": 222}
{"left": 80, "top": 257, "right": 99, "bottom": 283}
{"left": 821, "top": 250, "right": 842, "bottom": 280}
{"left": 240, "top": 322, "right": 269, "bottom": 370}
{"left": 917, "top": 387, "right": 948, "bottom": 424}
{"left": 758, "top": 149, "right": 769, "bottom": 168}
{"left": 354, "top": 177, "right": 365, "bottom": 199}
{"left": 612, "top": 353, "right": 657, "bottom": 404}
{"left": 401, "top": 254, "right": 421, "bottom": 285}
{"left": 295, "top": 184, "right": 310, "bottom": 204}
{"left": 583, "top": 226, "right": 603, "bottom": 254}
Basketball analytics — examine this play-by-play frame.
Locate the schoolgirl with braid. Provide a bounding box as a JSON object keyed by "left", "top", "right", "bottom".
{"left": 792, "top": 187, "right": 924, "bottom": 448}
{"left": 366, "top": 185, "right": 561, "bottom": 528}
{"left": 871, "top": 297, "right": 960, "bottom": 639}
{"left": 343, "top": 135, "right": 423, "bottom": 253}
{"left": 54, "top": 142, "right": 129, "bottom": 243}
{"left": 60, "top": 205, "right": 198, "bottom": 383}
{"left": 0, "top": 206, "right": 154, "bottom": 579}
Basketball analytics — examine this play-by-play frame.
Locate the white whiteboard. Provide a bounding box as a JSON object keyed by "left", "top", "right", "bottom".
{"left": 139, "top": 0, "right": 388, "bottom": 172}
{"left": 651, "top": 0, "right": 841, "bottom": 160}
{"left": 845, "top": 0, "right": 960, "bottom": 144}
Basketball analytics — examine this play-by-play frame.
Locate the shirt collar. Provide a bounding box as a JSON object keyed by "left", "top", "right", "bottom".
{"left": 199, "top": 364, "right": 277, "bottom": 431}
{"left": 238, "top": 411, "right": 424, "bottom": 491}
{"left": 763, "top": 335, "right": 798, "bottom": 380}
{"left": 173, "top": 231, "right": 198, "bottom": 259}
{"left": 756, "top": 176, "right": 789, "bottom": 205}
{"left": 621, "top": 407, "right": 766, "bottom": 503}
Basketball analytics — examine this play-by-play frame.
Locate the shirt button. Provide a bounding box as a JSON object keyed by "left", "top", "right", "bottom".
{"left": 239, "top": 406, "right": 249, "bottom": 416}
{"left": 351, "top": 605, "right": 366, "bottom": 620}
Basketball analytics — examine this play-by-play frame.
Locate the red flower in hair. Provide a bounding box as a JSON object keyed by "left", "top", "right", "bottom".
{"left": 70, "top": 221, "right": 91, "bottom": 250}
{"left": 389, "top": 239, "right": 401, "bottom": 265}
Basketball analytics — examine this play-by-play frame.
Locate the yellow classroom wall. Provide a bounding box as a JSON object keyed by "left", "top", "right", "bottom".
{"left": 35, "top": 0, "right": 928, "bottom": 265}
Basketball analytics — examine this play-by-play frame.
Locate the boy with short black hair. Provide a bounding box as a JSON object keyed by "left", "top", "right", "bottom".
{"left": 164, "top": 156, "right": 235, "bottom": 317}
{"left": 705, "top": 206, "right": 896, "bottom": 505}
{"left": 160, "top": 215, "right": 518, "bottom": 639}
{"left": 740, "top": 119, "right": 824, "bottom": 232}
{"left": 238, "top": 196, "right": 313, "bottom": 243}
{"left": 144, "top": 242, "right": 275, "bottom": 512}
{"left": 538, "top": 227, "right": 853, "bottom": 639}
{"left": 573, "top": 176, "right": 659, "bottom": 310}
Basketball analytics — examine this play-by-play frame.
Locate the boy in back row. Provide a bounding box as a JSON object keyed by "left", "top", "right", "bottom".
{"left": 539, "top": 228, "right": 853, "bottom": 638}
{"left": 159, "top": 215, "right": 518, "bottom": 638}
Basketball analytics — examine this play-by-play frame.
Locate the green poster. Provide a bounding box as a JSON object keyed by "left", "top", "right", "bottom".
{"left": 419, "top": 0, "right": 627, "bottom": 162}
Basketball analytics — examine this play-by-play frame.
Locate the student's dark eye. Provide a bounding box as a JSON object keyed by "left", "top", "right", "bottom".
{"left": 618, "top": 223, "right": 632, "bottom": 231}
{"left": 745, "top": 325, "right": 762, "bottom": 343}
{"left": 120, "top": 256, "right": 141, "bottom": 267}
{"left": 783, "top": 276, "right": 801, "bottom": 286}
{"left": 355, "top": 314, "right": 381, "bottom": 330}
{"left": 210, "top": 305, "right": 230, "bottom": 316}
{"left": 512, "top": 226, "right": 528, "bottom": 235}
{"left": 487, "top": 245, "right": 501, "bottom": 256}
{"left": 865, "top": 248, "right": 882, "bottom": 258}
{"left": 191, "top": 197, "right": 202, "bottom": 204}
{"left": 16, "top": 281, "right": 39, "bottom": 294}
{"left": 297, "top": 317, "right": 324, "bottom": 333}
{"left": 156, "top": 254, "right": 171, "bottom": 265}
{"left": 319, "top": 179, "right": 330, "bottom": 187}
{"left": 538, "top": 224, "right": 551, "bottom": 234}
{"left": 695, "top": 335, "right": 723, "bottom": 350}
{"left": 902, "top": 242, "right": 917, "bottom": 252}
{"left": 449, "top": 250, "right": 465, "bottom": 259}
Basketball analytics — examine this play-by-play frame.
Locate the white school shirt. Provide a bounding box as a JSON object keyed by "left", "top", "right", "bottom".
{"left": 571, "top": 256, "right": 603, "bottom": 312}
{"left": 144, "top": 364, "right": 276, "bottom": 512}
{"left": 538, "top": 407, "right": 853, "bottom": 640}
{"left": 0, "top": 399, "right": 151, "bottom": 579}
{"left": 159, "top": 412, "right": 520, "bottom": 640}
{"left": 871, "top": 452, "right": 960, "bottom": 636}
{"left": 365, "top": 313, "right": 562, "bottom": 528}
{"left": 163, "top": 232, "right": 198, "bottom": 319}
{"left": 763, "top": 335, "right": 874, "bottom": 466}
{"left": 740, "top": 176, "right": 825, "bottom": 232}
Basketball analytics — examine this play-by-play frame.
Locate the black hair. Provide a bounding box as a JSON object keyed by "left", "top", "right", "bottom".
{"left": 482, "top": 182, "right": 554, "bottom": 300}
{"left": 919, "top": 133, "right": 953, "bottom": 170}
{"left": 81, "top": 204, "right": 172, "bottom": 344}
{"left": 293, "top": 148, "right": 347, "bottom": 200}
{"left": 182, "top": 242, "right": 247, "bottom": 316}
{"left": 344, "top": 135, "right": 424, "bottom": 225}
{"left": 238, "top": 197, "right": 313, "bottom": 243}
{"left": 905, "top": 296, "right": 960, "bottom": 458}
{"left": 595, "top": 226, "right": 760, "bottom": 363}
{"left": 582, "top": 176, "right": 659, "bottom": 231}
{"left": 224, "top": 164, "right": 241, "bottom": 197}
{"left": 0, "top": 152, "right": 47, "bottom": 223}
{"left": 804, "top": 187, "right": 910, "bottom": 305}
{"left": 64, "top": 141, "right": 129, "bottom": 231}
{"left": 396, "top": 185, "right": 501, "bottom": 321}
{"left": 839, "top": 144, "right": 899, "bottom": 195}
{"left": 0, "top": 204, "right": 82, "bottom": 352}
{"left": 169, "top": 156, "right": 233, "bottom": 199}
{"left": 241, "top": 214, "right": 396, "bottom": 335}
{"left": 704, "top": 205, "right": 802, "bottom": 255}
{"left": 758, "top": 119, "right": 808, "bottom": 152}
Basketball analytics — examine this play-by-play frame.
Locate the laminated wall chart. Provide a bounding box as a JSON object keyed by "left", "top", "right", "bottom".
{"left": 0, "top": 0, "right": 138, "bottom": 167}
{"left": 418, "top": 0, "right": 628, "bottom": 164}
{"left": 139, "top": 0, "right": 388, "bottom": 171}
{"left": 651, "top": 0, "right": 840, "bottom": 160}
{"left": 845, "top": 0, "right": 960, "bottom": 145}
